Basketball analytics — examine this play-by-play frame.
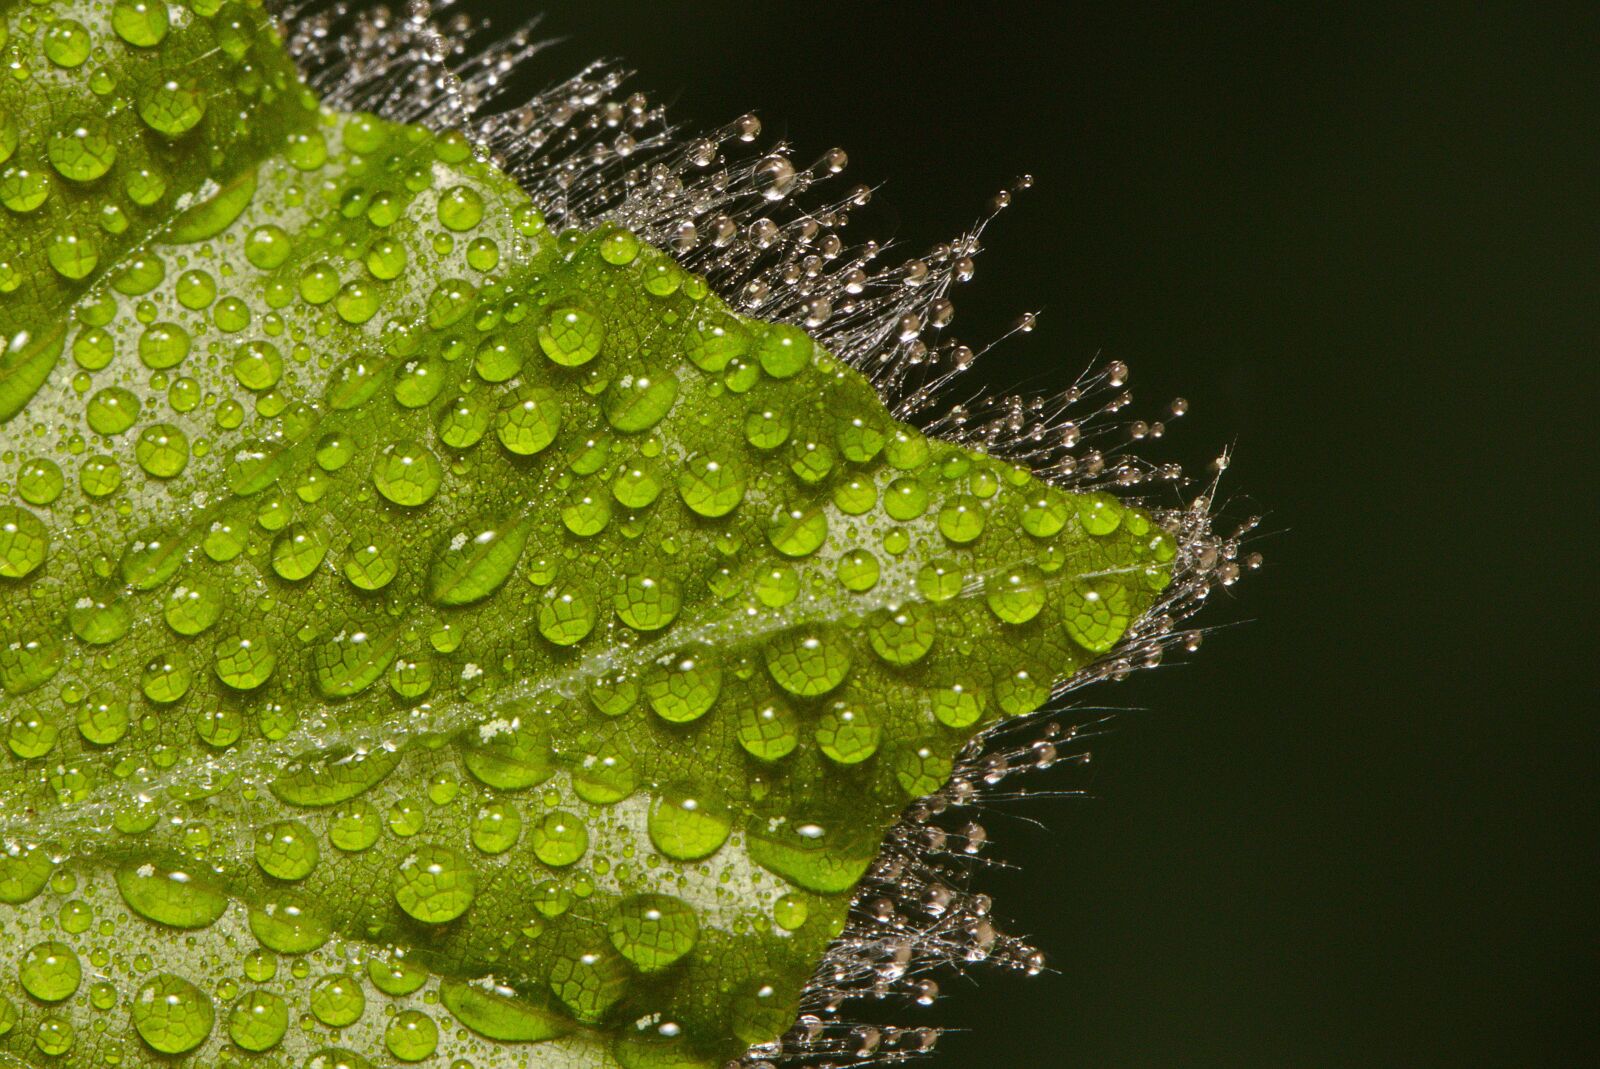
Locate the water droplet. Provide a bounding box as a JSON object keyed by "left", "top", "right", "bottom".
{"left": 1021, "top": 495, "right": 1069, "bottom": 537}
{"left": 115, "top": 862, "right": 227, "bottom": 929}
{"left": 429, "top": 518, "right": 532, "bottom": 606}
{"left": 16, "top": 459, "right": 63, "bottom": 506}
{"left": 938, "top": 495, "right": 987, "bottom": 543}
{"left": 495, "top": 386, "right": 561, "bottom": 455}
{"left": 608, "top": 894, "right": 699, "bottom": 971}
{"left": 471, "top": 336, "right": 521, "bottom": 382}
{"left": 232, "top": 339, "right": 283, "bottom": 391}
{"left": 731, "top": 979, "right": 794, "bottom": 1046}
{"left": 648, "top": 784, "right": 731, "bottom": 861}
{"left": 994, "top": 667, "right": 1053, "bottom": 716}
{"left": 460, "top": 721, "right": 554, "bottom": 790}
{"left": 48, "top": 121, "right": 116, "bottom": 182}
{"left": 255, "top": 820, "right": 319, "bottom": 880}
{"left": 43, "top": 19, "right": 92, "bottom": 67}
{"left": 789, "top": 438, "right": 836, "bottom": 484}
{"left": 539, "top": 306, "right": 605, "bottom": 367}
{"left": 986, "top": 566, "right": 1047, "bottom": 624}
{"left": 531, "top": 811, "right": 590, "bottom": 868}
{"left": 75, "top": 691, "right": 129, "bottom": 746}
{"left": 139, "top": 651, "right": 193, "bottom": 704}
{"left": 86, "top": 385, "right": 140, "bottom": 435}
{"left": 560, "top": 486, "right": 611, "bottom": 537}
{"left": 816, "top": 703, "right": 880, "bottom": 763}
{"left": 677, "top": 454, "right": 747, "bottom": 517}
{"left": 891, "top": 739, "right": 955, "bottom": 796}
{"left": 1077, "top": 491, "right": 1124, "bottom": 535}
{"left": 537, "top": 583, "right": 598, "bottom": 645}
{"left": 385, "top": 1010, "right": 439, "bottom": 1062}
{"left": 139, "top": 321, "right": 191, "bottom": 369}
{"left": 19, "top": 941, "right": 81, "bottom": 1002}
{"left": 175, "top": 269, "right": 216, "bottom": 309}
{"left": 336, "top": 281, "right": 381, "bottom": 323}
{"left": 313, "top": 802, "right": 376, "bottom": 856}
{"left": 112, "top": 0, "right": 169, "bottom": 47}
{"left": 0, "top": 845, "right": 52, "bottom": 905}
{"left": 68, "top": 596, "right": 132, "bottom": 646}
{"left": 437, "top": 185, "right": 484, "bottom": 231}
{"left": 766, "top": 630, "right": 851, "bottom": 695}
{"left": 356, "top": 956, "right": 425, "bottom": 1003}
{"left": 228, "top": 990, "right": 288, "bottom": 1051}
{"left": 439, "top": 978, "right": 574, "bottom": 1042}
{"left": 571, "top": 735, "right": 638, "bottom": 805}
{"left": 135, "top": 422, "right": 190, "bottom": 478}
{"left": 644, "top": 653, "right": 723, "bottom": 723}
{"left": 870, "top": 604, "right": 940, "bottom": 662}
{"left": 767, "top": 506, "right": 828, "bottom": 557}
{"left": 1062, "top": 576, "right": 1134, "bottom": 653}
{"left": 832, "top": 476, "right": 876, "bottom": 514}
{"left": 773, "top": 894, "right": 809, "bottom": 931}
{"left": 140, "top": 79, "right": 205, "bottom": 136}
{"left": 470, "top": 802, "right": 522, "bottom": 854}
{"left": 310, "top": 973, "right": 366, "bottom": 1027}
{"left": 131, "top": 973, "right": 213, "bottom": 1054}
{"left": 248, "top": 891, "right": 330, "bottom": 953}
{"left": 244, "top": 223, "right": 291, "bottom": 269}
{"left": 0, "top": 167, "right": 50, "bottom": 213}
{"left": 270, "top": 524, "right": 329, "bottom": 579}
{"left": 32, "top": 1016, "right": 75, "bottom": 1056}
{"left": 343, "top": 532, "right": 400, "bottom": 591}
{"left": 372, "top": 440, "right": 443, "bottom": 506}
{"left": 611, "top": 463, "right": 662, "bottom": 509}
{"left": 756, "top": 324, "right": 814, "bottom": 378}
{"left": 466, "top": 236, "right": 500, "bottom": 271}
{"left": 299, "top": 260, "right": 340, "bottom": 304}
{"left": 213, "top": 630, "right": 277, "bottom": 690}
{"left": 603, "top": 370, "right": 679, "bottom": 432}
{"left": 0, "top": 505, "right": 48, "bottom": 578}
{"left": 736, "top": 701, "right": 799, "bottom": 761}
{"left": 747, "top": 817, "right": 874, "bottom": 894}
{"left": 271, "top": 744, "right": 403, "bottom": 808}
{"left": 687, "top": 314, "right": 748, "bottom": 372}
{"left": 396, "top": 844, "right": 476, "bottom": 921}
{"left": 834, "top": 548, "right": 881, "bottom": 592}
{"left": 599, "top": 228, "right": 641, "bottom": 265}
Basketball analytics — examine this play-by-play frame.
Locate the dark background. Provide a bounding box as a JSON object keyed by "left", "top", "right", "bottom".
{"left": 494, "top": 3, "right": 1594, "bottom": 1066}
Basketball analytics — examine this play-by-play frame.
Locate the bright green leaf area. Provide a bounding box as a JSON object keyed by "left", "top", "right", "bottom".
{"left": 0, "top": 1, "right": 1176, "bottom": 1066}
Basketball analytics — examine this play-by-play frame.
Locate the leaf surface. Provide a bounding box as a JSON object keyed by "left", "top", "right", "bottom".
{"left": 0, "top": 2, "right": 1176, "bottom": 1065}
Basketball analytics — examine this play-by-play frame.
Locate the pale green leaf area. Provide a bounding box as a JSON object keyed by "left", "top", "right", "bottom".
{"left": 0, "top": 1, "right": 1176, "bottom": 1066}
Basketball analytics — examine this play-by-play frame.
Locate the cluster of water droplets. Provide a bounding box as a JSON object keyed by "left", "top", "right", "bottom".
{"left": 0, "top": 0, "right": 1257, "bottom": 1065}
{"left": 276, "top": 1, "right": 1261, "bottom": 1065}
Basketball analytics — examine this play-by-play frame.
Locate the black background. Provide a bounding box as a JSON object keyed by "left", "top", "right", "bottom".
{"left": 487, "top": 3, "right": 1593, "bottom": 1066}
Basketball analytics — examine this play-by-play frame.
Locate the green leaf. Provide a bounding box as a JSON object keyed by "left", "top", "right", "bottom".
{"left": 0, "top": 1, "right": 1176, "bottom": 1066}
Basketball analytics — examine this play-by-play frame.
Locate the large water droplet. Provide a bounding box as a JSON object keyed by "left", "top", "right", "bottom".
{"left": 115, "top": 862, "right": 228, "bottom": 929}
{"left": 19, "top": 941, "right": 81, "bottom": 1002}
{"left": 428, "top": 518, "right": 532, "bottom": 606}
{"left": 607, "top": 894, "right": 699, "bottom": 972}
{"left": 394, "top": 845, "right": 479, "bottom": 923}
{"left": 131, "top": 973, "right": 213, "bottom": 1055}
{"left": 648, "top": 784, "right": 732, "bottom": 861}
{"left": 0, "top": 506, "right": 49, "bottom": 579}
